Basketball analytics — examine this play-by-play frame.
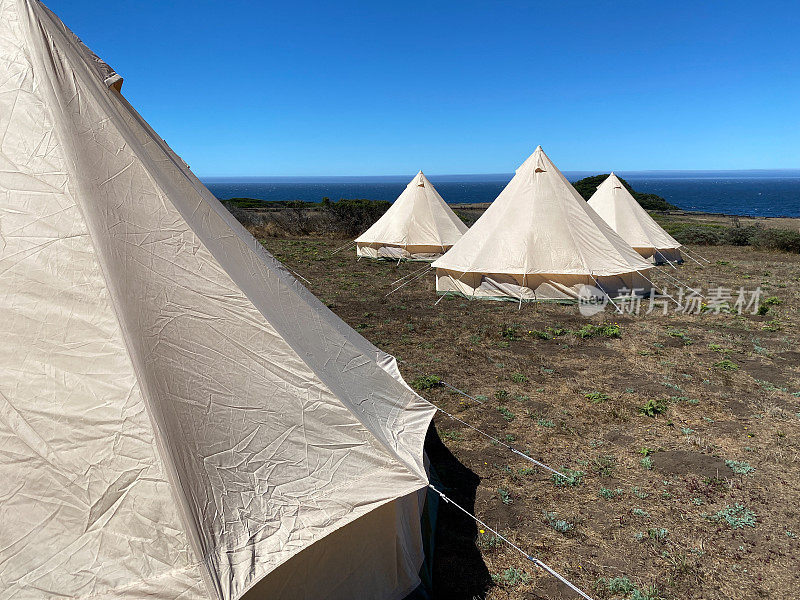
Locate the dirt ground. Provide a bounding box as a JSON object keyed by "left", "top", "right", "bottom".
{"left": 261, "top": 236, "right": 800, "bottom": 600}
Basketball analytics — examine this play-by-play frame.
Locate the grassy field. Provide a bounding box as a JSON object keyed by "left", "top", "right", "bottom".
{"left": 262, "top": 235, "right": 800, "bottom": 600}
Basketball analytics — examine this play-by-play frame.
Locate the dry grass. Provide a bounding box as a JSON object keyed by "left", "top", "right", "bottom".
{"left": 261, "top": 236, "right": 800, "bottom": 600}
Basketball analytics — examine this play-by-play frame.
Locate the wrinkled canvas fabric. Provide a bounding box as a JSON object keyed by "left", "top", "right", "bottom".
{"left": 588, "top": 173, "right": 682, "bottom": 264}
{"left": 356, "top": 172, "right": 468, "bottom": 260}
{"left": 0, "top": 1, "right": 435, "bottom": 599}
{"left": 432, "top": 147, "right": 654, "bottom": 299}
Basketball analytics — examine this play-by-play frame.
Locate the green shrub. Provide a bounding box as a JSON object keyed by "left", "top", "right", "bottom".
{"left": 671, "top": 225, "right": 723, "bottom": 246}
{"left": 713, "top": 359, "right": 739, "bottom": 371}
{"left": 753, "top": 228, "right": 800, "bottom": 253}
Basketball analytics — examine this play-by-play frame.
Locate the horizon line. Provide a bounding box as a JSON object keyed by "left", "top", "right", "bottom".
{"left": 199, "top": 167, "right": 800, "bottom": 181}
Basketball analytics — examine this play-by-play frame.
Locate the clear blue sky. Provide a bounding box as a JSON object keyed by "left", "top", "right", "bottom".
{"left": 49, "top": 0, "right": 800, "bottom": 176}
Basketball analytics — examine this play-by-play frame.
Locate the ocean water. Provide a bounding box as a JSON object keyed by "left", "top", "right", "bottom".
{"left": 203, "top": 170, "right": 800, "bottom": 218}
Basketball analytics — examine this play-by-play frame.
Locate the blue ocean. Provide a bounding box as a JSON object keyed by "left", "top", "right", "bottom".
{"left": 203, "top": 170, "right": 800, "bottom": 218}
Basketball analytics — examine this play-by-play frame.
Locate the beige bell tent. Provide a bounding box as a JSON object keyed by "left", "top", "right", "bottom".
{"left": 356, "top": 171, "right": 468, "bottom": 260}
{"left": 588, "top": 173, "right": 683, "bottom": 264}
{"left": 0, "top": 1, "right": 436, "bottom": 599}
{"left": 432, "top": 147, "right": 654, "bottom": 301}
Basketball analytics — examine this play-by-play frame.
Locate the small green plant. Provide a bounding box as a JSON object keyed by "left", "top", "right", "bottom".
{"left": 536, "top": 418, "right": 555, "bottom": 428}
{"left": 725, "top": 459, "right": 754, "bottom": 475}
{"left": 708, "top": 343, "right": 729, "bottom": 353}
{"left": 631, "top": 584, "right": 664, "bottom": 600}
{"left": 510, "top": 372, "right": 527, "bottom": 383}
{"left": 584, "top": 391, "right": 610, "bottom": 403}
{"left": 639, "top": 399, "right": 667, "bottom": 417}
{"left": 714, "top": 359, "right": 739, "bottom": 371}
{"left": 667, "top": 328, "right": 693, "bottom": 345}
{"left": 647, "top": 528, "right": 668, "bottom": 543}
{"left": 711, "top": 504, "right": 757, "bottom": 529}
{"left": 576, "top": 323, "right": 621, "bottom": 339}
{"left": 495, "top": 389, "right": 509, "bottom": 400}
{"left": 640, "top": 456, "right": 653, "bottom": 470}
{"left": 596, "top": 576, "right": 635, "bottom": 594}
{"left": 681, "top": 427, "right": 695, "bottom": 435}
{"left": 762, "top": 319, "right": 782, "bottom": 331}
{"left": 498, "top": 406, "right": 515, "bottom": 422}
{"left": 599, "top": 487, "right": 623, "bottom": 500}
{"left": 552, "top": 467, "right": 584, "bottom": 487}
{"left": 410, "top": 374, "right": 442, "bottom": 390}
{"left": 543, "top": 511, "right": 574, "bottom": 533}
{"left": 593, "top": 455, "right": 617, "bottom": 477}
{"left": 757, "top": 296, "right": 783, "bottom": 315}
{"left": 476, "top": 531, "right": 502, "bottom": 551}
{"left": 497, "top": 487, "right": 512, "bottom": 505}
{"left": 500, "top": 324, "right": 519, "bottom": 340}
{"left": 527, "top": 328, "right": 550, "bottom": 339}
{"left": 440, "top": 430, "right": 463, "bottom": 442}
{"left": 633, "top": 486, "right": 649, "bottom": 499}
{"left": 632, "top": 508, "right": 650, "bottom": 518}
{"left": 491, "top": 566, "right": 530, "bottom": 587}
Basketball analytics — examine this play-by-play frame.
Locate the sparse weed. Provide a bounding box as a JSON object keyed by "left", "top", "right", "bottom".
{"left": 585, "top": 391, "right": 610, "bottom": 403}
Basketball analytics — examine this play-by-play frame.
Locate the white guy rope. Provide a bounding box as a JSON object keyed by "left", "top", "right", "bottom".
{"left": 384, "top": 266, "right": 432, "bottom": 297}
{"left": 397, "top": 361, "right": 563, "bottom": 477}
{"left": 429, "top": 400, "right": 565, "bottom": 477}
{"left": 589, "top": 273, "right": 624, "bottom": 314}
{"left": 681, "top": 245, "right": 711, "bottom": 263}
{"left": 391, "top": 263, "right": 433, "bottom": 286}
{"left": 635, "top": 270, "right": 683, "bottom": 309}
{"left": 428, "top": 485, "right": 596, "bottom": 600}
{"left": 654, "top": 251, "right": 678, "bottom": 270}
{"left": 651, "top": 268, "right": 707, "bottom": 299}
{"left": 330, "top": 240, "right": 356, "bottom": 255}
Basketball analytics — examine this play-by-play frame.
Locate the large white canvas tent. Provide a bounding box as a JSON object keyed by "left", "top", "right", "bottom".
{"left": 356, "top": 171, "right": 468, "bottom": 260}
{"left": 588, "top": 173, "right": 683, "bottom": 264}
{"left": 432, "top": 147, "right": 654, "bottom": 301}
{"left": 0, "top": 1, "right": 436, "bottom": 599}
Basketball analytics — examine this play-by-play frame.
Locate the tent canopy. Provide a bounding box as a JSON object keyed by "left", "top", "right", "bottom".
{"left": 356, "top": 171, "right": 468, "bottom": 260}
{"left": 587, "top": 173, "right": 682, "bottom": 264}
{"left": 0, "top": 1, "right": 435, "bottom": 599}
{"left": 432, "top": 147, "right": 653, "bottom": 301}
